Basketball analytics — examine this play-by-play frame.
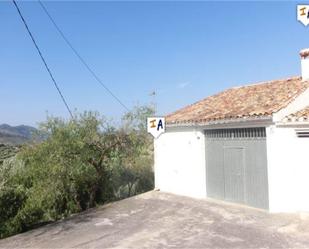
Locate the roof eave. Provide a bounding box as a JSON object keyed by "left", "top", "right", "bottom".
{"left": 166, "top": 115, "right": 273, "bottom": 128}
{"left": 277, "top": 117, "right": 309, "bottom": 127}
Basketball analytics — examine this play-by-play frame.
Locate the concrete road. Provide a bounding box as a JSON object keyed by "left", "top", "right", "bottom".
{"left": 1, "top": 191, "right": 309, "bottom": 248}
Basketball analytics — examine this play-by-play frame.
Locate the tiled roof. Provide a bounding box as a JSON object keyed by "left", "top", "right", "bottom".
{"left": 166, "top": 76, "right": 309, "bottom": 125}
{"left": 284, "top": 106, "right": 309, "bottom": 122}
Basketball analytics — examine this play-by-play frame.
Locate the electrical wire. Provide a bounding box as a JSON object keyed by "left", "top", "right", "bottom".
{"left": 12, "top": 0, "right": 74, "bottom": 118}
{"left": 38, "top": 0, "right": 130, "bottom": 112}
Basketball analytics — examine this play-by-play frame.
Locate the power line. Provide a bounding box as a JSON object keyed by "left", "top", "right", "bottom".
{"left": 38, "top": 0, "right": 130, "bottom": 112}
{"left": 12, "top": 0, "right": 74, "bottom": 119}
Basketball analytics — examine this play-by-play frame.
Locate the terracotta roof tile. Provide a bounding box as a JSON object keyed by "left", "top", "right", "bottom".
{"left": 166, "top": 76, "right": 309, "bottom": 125}
{"left": 284, "top": 106, "right": 309, "bottom": 122}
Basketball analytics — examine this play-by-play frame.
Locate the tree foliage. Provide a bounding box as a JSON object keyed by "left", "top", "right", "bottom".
{"left": 0, "top": 106, "right": 154, "bottom": 238}
{"left": 0, "top": 144, "right": 20, "bottom": 165}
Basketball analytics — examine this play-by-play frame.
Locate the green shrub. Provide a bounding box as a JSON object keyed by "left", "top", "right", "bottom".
{"left": 0, "top": 106, "right": 155, "bottom": 238}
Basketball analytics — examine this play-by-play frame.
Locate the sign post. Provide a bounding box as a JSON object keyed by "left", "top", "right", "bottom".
{"left": 297, "top": 5, "right": 309, "bottom": 26}
{"left": 147, "top": 117, "right": 165, "bottom": 139}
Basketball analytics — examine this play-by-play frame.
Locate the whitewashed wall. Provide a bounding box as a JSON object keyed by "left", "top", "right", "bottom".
{"left": 154, "top": 128, "right": 207, "bottom": 198}
{"left": 267, "top": 125, "right": 309, "bottom": 212}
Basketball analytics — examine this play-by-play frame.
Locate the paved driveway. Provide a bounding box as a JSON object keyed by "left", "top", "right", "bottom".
{"left": 1, "top": 191, "right": 309, "bottom": 248}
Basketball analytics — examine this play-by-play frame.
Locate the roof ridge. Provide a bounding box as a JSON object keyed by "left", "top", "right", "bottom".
{"left": 166, "top": 76, "right": 302, "bottom": 118}
{"left": 231, "top": 75, "right": 301, "bottom": 89}
{"left": 166, "top": 75, "right": 309, "bottom": 125}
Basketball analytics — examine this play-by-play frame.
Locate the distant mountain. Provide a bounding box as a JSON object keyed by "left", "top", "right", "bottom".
{"left": 0, "top": 124, "right": 38, "bottom": 145}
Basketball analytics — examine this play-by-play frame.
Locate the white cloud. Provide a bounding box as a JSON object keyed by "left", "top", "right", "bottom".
{"left": 177, "top": 82, "right": 191, "bottom": 89}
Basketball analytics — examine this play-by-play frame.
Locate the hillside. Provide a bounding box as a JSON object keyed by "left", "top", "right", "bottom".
{"left": 0, "top": 124, "right": 37, "bottom": 145}
{"left": 0, "top": 144, "right": 20, "bottom": 164}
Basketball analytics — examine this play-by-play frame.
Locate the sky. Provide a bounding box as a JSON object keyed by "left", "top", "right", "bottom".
{"left": 0, "top": 1, "right": 308, "bottom": 126}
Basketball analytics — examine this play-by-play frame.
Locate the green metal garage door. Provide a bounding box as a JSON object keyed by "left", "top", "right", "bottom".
{"left": 205, "top": 128, "right": 269, "bottom": 209}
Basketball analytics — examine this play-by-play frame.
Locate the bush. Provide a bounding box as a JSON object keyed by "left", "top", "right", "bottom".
{"left": 0, "top": 106, "right": 155, "bottom": 238}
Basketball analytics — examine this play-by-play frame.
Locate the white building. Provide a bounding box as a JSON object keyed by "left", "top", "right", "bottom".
{"left": 154, "top": 49, "right": 309, "bottom": 212}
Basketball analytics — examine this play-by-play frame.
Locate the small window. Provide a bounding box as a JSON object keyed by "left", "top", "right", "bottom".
{"left": 295, "top": 129, "right": 309, "bottom": 138}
